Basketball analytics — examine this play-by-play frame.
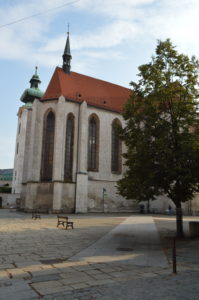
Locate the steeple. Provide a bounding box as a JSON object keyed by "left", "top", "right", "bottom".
{"left": 62, "top": 27, "right": 72, "bottom": 74}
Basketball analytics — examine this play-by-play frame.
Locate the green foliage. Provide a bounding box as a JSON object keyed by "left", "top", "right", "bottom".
{"left": 117, "top": 39, "right": 199, "bottom": 208}
{"left": 0, "top": 186, "right": 12, "bottom": 193}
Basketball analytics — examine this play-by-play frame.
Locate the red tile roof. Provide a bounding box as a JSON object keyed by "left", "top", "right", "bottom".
{"left": 41, "top": 67, "right": 132, "bottom": 113}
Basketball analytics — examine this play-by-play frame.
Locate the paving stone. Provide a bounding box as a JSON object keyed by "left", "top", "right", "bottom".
{"left": 31, "top": 280, "right": 65, "bottom": 295}
{"left": 0, "top": 270, "right": 9, "bottom": 280}
{"left": 0, "top": 280, "right": 38, "bottom": 300}
{"left": 0, "top": 211, "right": 198, "bottom": 300}
{"left": 30, "top": 268, "right": 60, "bottom": 277}
{"left": 70, "top": 283, "right": 89, "bottom": 289}
{"left": 88, "top": 279, "right": 115, "bottom": 286}
{"left": 59, "top": 270, "right": 84, "bottom": 278}
{"left": 0, "top": 290, "right": 38, "bottom": 300}
{"left": 0, "top": 264, "right": 14, "bottom": 269}
{"left": 85, "top": 269, "right": 103, "bottom": 275}
{"left": 16, "top": 261, "right": 43, "bottom": 268}
{"left": 98, "top": 267, "right": 117, "bottom": 273}
{"left": 30, "top": 273, "right": 61, "bottom": 283}
{"left": 7, "top": 268, "right": 30, "bottom": 279}
{"left": 72, "top": 264, "right": 93, "bottom": 271}
{"left": 107, "top": 271, "right": 124, "bottom": 278}
{"left": 91, "top": 273, "right": 113, "bottom": 280}
{"left": 140, "top": 272, "right": 157, "bottom": 278}
{"left": 60, "top": 273, "right": 93, "bottom": 285}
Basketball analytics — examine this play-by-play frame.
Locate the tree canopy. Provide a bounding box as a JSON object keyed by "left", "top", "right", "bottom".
{"left": 117, "top": 39, "right": 199, "bottom": 237}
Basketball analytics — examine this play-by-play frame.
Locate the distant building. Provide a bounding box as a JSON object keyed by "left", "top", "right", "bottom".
{"left": 0, "top": 169, "right": 13, "bottom": 187}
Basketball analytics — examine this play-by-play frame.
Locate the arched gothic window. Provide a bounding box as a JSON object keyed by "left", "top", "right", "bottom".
{"left": 41, "top": 111, "right": 55, "bottom": 181}
{"left": 64, "top": 113, "right": 74, "bottom": 181}
{"left": 111, "top": 119, "right": 122, "bottom": 173}
{"left": 88, "top": 115, "right": 99, "bottom": 171}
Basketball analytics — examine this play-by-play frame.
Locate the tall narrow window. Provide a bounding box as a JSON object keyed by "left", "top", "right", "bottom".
{"left": 16, "top": 143, "right": 19, "bottom": 154}
{"left": 111, "top": 119, "right": 122, "bottom": 173}
{"left": 88, "top": 115, "right": 99, "bottom": 171}
{"left": 64, "top": 114, "right": 74, "bottom": 181}
{"left": 41, "top": 111, "right": 55, "bottom": 181}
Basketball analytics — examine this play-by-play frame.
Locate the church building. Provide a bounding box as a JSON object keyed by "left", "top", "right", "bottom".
{"left": 12, "top": 32, "right": 137, "bottom": 213}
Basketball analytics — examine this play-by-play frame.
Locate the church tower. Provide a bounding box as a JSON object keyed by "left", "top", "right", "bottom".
{"left": 12, "top": 68, "right": 43, "bottom": 195}
{"left": 20, "top": 67, "right": 43, "bottom": 104}
{"left": 62, "top": 31, "right": 72, "bottom": 73}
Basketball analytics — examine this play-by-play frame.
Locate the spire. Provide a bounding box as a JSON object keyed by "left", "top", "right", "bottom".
{"left": 29, "top": 66, "right": 41, "bottom": 89}
{"left": 62, "top": 26, "right": 72, "bottom": 74}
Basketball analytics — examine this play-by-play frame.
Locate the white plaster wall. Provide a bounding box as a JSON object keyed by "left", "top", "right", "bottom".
{"left": 27, "top": 100, "right": 48, "bottom": 181}
{"left": 140, "top": 194, "right": 199, "bottom": 215}
{"left": 182, "top": 194, "right": 199, "bottom": 215}
{"left": 191, "top": 194, "right": 199, "bottom": 215}
{"left": 53, "top": 182, "right": 63, "bottom": 211}
{"left": 88, "top": 180, "right": 136, "bottom": 212}
{"left": 0, "top": 193, "right": 18, "bottom": 208}
{"left": 22, "top": 100, "right": 130, "bottom": 212}
{"left": 23, "top": 98, "right": 80, "bottom": 210}
{"left": 62, "top": 183, "right": 75, "bottom": 212}
{"left": 77, "top": 101, "right": 88, "bottom": 173}
{"left": 25, "top": 182, "right": 53, "bottom": 211}
{"left": 140, "top": 196, "right": 175, "bottom": 213}
{"left": 76, "top": 173, "right": 88, "bottom": 213}
{"left": 54, "top": 96, "right": 67, "bottom": 181}
{"left": 12, "top": 106, "right": 32, "bottom": 194}
{"left": 22, "top": 109, "right": 33, "bottom": 183}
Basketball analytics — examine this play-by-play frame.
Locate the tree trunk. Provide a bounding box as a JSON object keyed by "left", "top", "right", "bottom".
{"left": 175, "top": 202, "right": 184, "bottom": 238}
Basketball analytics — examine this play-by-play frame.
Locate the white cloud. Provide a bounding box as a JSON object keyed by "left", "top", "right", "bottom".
{"left": 0, "top": 0, "right": 199, "bottom": 69}
{"left": 76, "top": 0, "right": 156, "bottom": 19}
{"left": 0, "top": 0, "right": 75, "bottom": 62}
{"left": 80, "top": 50, "right": 124, "bottom": 60}
{"left": 42, "top": 20, "right": 138, "bottom": 52}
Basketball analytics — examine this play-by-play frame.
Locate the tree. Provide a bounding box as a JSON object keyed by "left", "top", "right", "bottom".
{"left": 117, "top": 39, "right": 199, "bottom": 238}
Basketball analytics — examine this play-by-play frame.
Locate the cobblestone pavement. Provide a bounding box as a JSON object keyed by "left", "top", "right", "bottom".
{"left": 0, "top": 210, "right": 198, "bottom": 300}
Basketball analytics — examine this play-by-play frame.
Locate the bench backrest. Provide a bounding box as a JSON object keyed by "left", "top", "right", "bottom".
{"left": 57, "top": 215, "right": 68, "bottom": 220}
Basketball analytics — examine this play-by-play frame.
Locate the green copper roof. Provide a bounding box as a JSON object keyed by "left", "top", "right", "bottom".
{"left": 20, "top": 87, "right": 44, "bottom": 101}
{"left": 20, "top": 67, "right": 44, "bottom": 103}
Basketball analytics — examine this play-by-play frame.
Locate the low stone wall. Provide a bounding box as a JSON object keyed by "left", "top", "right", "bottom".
{"left": 0, "top": 193, "right": 20, "bottom": 208}
{"left": 140, "top": 194, "right": 199, "bottom": 215}
{"left": 189, "top": 221, "right": 199, "bottom": 237}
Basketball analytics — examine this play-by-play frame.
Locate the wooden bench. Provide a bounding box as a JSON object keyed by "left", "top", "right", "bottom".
{"left": 57, "top": 215, "right": 74, "bottom": 229}
{"left": 32, "top": 211, "right": 41, "bottom": 220}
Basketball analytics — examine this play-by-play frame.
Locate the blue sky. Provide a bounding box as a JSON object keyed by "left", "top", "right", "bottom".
{"left": 0, "top": 0, "right": 199, "bottom": 168}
